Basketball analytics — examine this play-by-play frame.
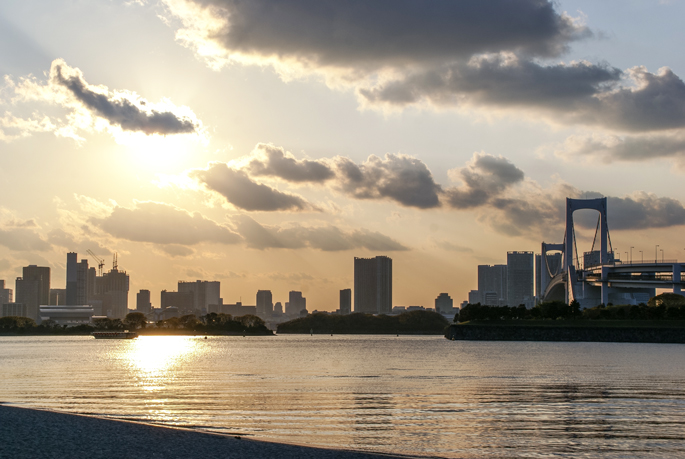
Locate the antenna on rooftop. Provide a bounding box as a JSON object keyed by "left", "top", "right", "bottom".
{"left": 113, "top": 252, "right": 118, "bottom": 270}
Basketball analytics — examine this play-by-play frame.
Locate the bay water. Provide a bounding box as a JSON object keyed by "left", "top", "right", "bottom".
{"left": 1, "top": 335, "right": 684, "bottom": 458}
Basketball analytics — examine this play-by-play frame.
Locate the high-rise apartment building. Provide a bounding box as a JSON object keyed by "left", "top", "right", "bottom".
{"left": 136, "top": 289, "right": 152, "bottom": 313}
{"left": 0, "top": 280, "right": 13, "bottom": 305}
{"left": 66, "top": 252, "right": 78, "bottom": 305}
{"left": 97, "top": 267, "right": 129, "bottom": 319}
{"left": 178, "top": 280, "right": 220, "bottom": 313}
{"left": 256, "top": 290, "right": 273, "bottom": 317}
{"left": 286, "top": 291, "right": 306, "bottom": 316}
{"left": 339, "top": 288, "right": 351, "bottom": 315}
{"left": 160, "top": 290, "right": 194, "bottom": 311}
{"left": 354, "top": 256, "right": 392, "bottom": 314}
{"left": 274, "top": 302, "right": 283, "bottom": 315}
{"left": 22, "top": 265, "right": 50, "bottom": 306}
{"left": 477, "top": 264, "right": 508, "bottom": 306}
{"left": 507, "top": 251, "right": 534, "bottom": 308}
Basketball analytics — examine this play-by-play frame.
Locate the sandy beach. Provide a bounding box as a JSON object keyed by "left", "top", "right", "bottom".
{"left": 0, "top": 405, "right": 421, "bottom": 459}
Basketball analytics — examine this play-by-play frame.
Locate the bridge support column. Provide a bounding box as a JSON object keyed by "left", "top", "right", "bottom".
{"left": 674, "top": 264, "right": 682, "bottom": 295}
{"left": 601, "top": 266, "right": 610, "bottom": 305}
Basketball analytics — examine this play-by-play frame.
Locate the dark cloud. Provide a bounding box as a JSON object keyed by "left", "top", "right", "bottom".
{"left": 0, "top": 228, "right": 51, "bottom": 252}
{"left": 332, "top": 154, "right": 442, "bottom": 209}
{"left": 445, "top": 153, "right": 525, "bottom": 209}
{"left": 47, "top": 228, "right": 109, "bottom": 254}
{"left": 190, "top": 163, "right": 315, "bottom": 212}
{"left": 607, "top": 193, "right": 685, "bottom": 230}
{"left": 555, "top": 132, "right": 685, "bottom": 165}
{"left": 360, "top": 57, "right": 621, "bottom": 108}
{"left": 234, "top": 215, "right": 407, "bottom": 251}
{"left": 246, "top": 143, "right": 334, "bottom": 183}
{"left": 179, "top": 0, "right": 587, "bottom": 67}
{"left": 50, "top": 59, "right": 202, "bottom": 135}
{"left": 94, "top": 201, "right": 241, "bottom": 245}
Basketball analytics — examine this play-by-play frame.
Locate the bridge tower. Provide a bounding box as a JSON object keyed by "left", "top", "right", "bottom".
{"left": 564, "top": 197, "right": 609, "bottom": 304}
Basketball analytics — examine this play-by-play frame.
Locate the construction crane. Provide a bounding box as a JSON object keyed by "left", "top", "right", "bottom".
{"left": 87, "top": 249, "right": 105, "bottom": 276}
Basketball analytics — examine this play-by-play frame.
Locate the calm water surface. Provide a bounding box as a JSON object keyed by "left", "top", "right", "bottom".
{"left": 1, "top": 335, "right": 684, "bottom": 458}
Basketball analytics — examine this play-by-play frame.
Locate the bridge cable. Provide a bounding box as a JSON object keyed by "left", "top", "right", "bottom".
{"left": 572, "top": 225, "right": 580, "bottom": 270}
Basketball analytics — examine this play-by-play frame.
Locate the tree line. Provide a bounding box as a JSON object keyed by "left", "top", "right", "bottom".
{"left": 457, "top": 293, "right": 685, "bottom": 322}
{"left": 0, "top": 312, "right": 272, "bottom": 335}
{"left": 277, "top": 310, "right": 450, "bottom": 334}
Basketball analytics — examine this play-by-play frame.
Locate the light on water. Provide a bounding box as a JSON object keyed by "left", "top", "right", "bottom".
{"left": 1, "top": 335, "right": 685, "bottom": 458}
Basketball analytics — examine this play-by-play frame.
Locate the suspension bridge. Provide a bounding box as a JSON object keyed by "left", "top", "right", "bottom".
{"left": 539, "top": 197, "right": 684, "bottom": 308}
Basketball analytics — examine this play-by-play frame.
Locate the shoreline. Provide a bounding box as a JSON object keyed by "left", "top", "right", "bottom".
{"left": 0, "top": 404, "right": 424, "bottom": 459}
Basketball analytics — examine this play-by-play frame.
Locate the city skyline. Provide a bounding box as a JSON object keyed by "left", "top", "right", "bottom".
{"left": 2, "top": 1, "right": 685, "bottom": 311}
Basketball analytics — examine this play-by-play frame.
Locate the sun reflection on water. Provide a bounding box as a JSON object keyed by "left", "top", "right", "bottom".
{"left": 125, "top": 336, "right": 203, "bottom": 392}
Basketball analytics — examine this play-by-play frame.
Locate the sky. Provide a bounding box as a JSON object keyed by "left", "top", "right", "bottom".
{"left": 1, "top": 0, "right": 685, "bottom": 310}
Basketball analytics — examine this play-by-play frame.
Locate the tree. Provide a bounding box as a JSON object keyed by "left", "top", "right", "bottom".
{"left": 124, "top": 312, "right": 147, "bottom": 330}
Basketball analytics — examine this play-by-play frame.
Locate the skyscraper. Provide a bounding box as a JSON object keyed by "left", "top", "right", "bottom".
{"left": 0, "top": 280, "right": 13, "bottom": 305}
{"left": 507, "top": 251, "right": 534, "bottom": 308}
{"left": 339, "top": 288, "right": 351, "bottom": 315}
{"left": 66, "top": 252, "right": 78, "bottom": 305}
{"left": 256, "top": 290, "right": 273, "bottom": 317}
{"left": 178, "top": 280, "right": 221, "bottom": 312}
{"left": 22, "top": 265, "right": 50, "bottom": 306}
{"left": 136, "top": 289, "right": 151, "bottom": 313}
{"left": 287, "top": 291, "right": 306, "bottom": 316}
{"left": 354, "top": 256, "right": 392, "bottom": 314}
{"left": 477, "top": 264, "right": 507, "bottom": 306}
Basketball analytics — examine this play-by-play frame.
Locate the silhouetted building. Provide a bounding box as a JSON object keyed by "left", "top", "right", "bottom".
{"left": 507, "top": 251, "right": 534, "bottom": 308}
{"left": 477, "top": 264, "right": 507, "bottom": 306}
{"left": 222, "top": 302, "right": 257, "bottom": 316}
{"left": 287, "top": 291, "right": 306, "bottom": 316}
{"left": 178, "top": 280, "right": 220, "bottom": 313}
{"left": 136, "top": 289, "right": 152, "bottom": 313}
{"left": 22, "top": 265, "right": 50, "bottom": 306}
{"left": 49, "top": 289, "right": 67, "bottom": 305}
{"left": 274, "top": 302, "right": 283, "bottom": 315}
{"left": 468, "top": 290, "right": 480, "bottom": 305}
{"left": 95, "top": 267, "right": 129, "bottom": 319}
{"left": 354, "top": 256, "right": 392, "bottom": 314}
{"left": 0, "top": 280, "right": 12, "bottom": 305}
{"left": 1, "top": 303, "right": 26, "bottom": 318}
{"left": 256, "top": 290, "right": 273, "bottom": 317}
{"left": 339, "top": 288, "right": 351, "bottom": 315}
{"left": 160, "top": 290, "right": 194, "bottom": 312}
{"left": 66, "top": 253, "right": 78, "bottom": 305}
{"left": 435, "top": 293, "right": 454, "bottom": 314}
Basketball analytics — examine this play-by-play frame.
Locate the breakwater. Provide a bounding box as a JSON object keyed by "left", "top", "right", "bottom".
{"left": 445, "top": 324, "right": 685, "bottom": 343}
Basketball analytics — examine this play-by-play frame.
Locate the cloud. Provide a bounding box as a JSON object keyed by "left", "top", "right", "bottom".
{"left": 0, "top": 227, "right": 51, "bottom": 252}
{"left": 46, "top": 228, "right": 109, "bottom": 254}
{"left": 156, "top": 0, "right": 685, "bottom": 133}
{"left": 158, "top": 244, "right": 196, "bottom": 257}
{"left": 1, "top": 59, "right": 205, "bottom": 142}
{"left": 246, "top": 143, "right": 335, "bottom": 183}
{"left": 162, "top": 0, "right": 588, "bottom": 70}
{"left": 432, "top": 239, "right": 474, "bottom": 253}
{"left": 93, "top": 201, "right": 242, "bottom": 245}
{"left": 444, "top": 153, "right": 525, "bottom": 209}
{"left": 607, "top": 193, "right": 685, "bottom": 230}
{"left": 234, "top": 215, "right": 407, "bottom": 251}
{"left": 554, "top": 131, "right": 685, "bottom": 168}
{"left": 190, "top": 162, "right": 315, "bottom": 211}
{"left": 331, "top": 154, "right": 442, "bottom": 209}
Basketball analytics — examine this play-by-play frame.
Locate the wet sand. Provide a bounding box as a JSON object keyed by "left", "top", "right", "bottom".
{"left": 0, "top": 404, "right": 423, "bottom": 459}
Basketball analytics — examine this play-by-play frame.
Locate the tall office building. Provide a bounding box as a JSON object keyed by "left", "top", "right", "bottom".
{"left": 535, "top": 252, "right": 563, "bottom": 301}
{"left": 274, "top": 302, "right": 283, "bottom": 315}
{"left": 286, "top": 291, "right": 306, "bottom": 316}
{"left": 339, "top": 288, "right": 351, "bottom": 315}
{"left": 178, "top": 280, "right": 221, "bottom": 313}
{"left": 354, "top": 256, "right": 392, "bottom": 314}
{"left": 136, "top": 289, "right": 152, "bottom": 313}
{"left": 0, "top": 280, "right": 13, "bottom": 305}
{"left": 256, "top": 290, "right": 273, "bottom": 317}
{"left": 160, "top": 290, "right": 193, "bottom": 311}
{"left": 22, "top": 265, "right": 50, "bottom": 306}
{"left": 507, "top": 251, "right": 534, "bottom": 308}
{"left": 66, "top": 252, "right": 78, "bottom": 305}
{"left": 15, "top": 277, "right": 39, "bottom": 320}
{"left": 435, "top": 293, "right": 454, "bottom": 314}
{"left": 477, "top": 264, "right": 508, "bottom": 306}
